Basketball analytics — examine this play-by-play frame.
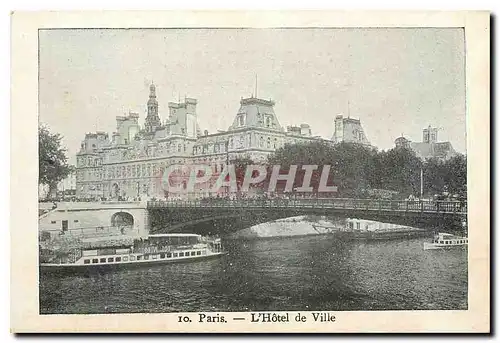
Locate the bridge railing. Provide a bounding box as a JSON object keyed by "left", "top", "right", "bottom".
{"left": 147, "top": 198, "right": 467, "bottom": 214}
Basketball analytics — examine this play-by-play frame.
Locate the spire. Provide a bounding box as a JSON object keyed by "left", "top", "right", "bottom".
{"left": 146, "top": 81, "right": 160, "bottom": 133}
{"left": 149, "top": 82, "right": 156, "bottom": 98}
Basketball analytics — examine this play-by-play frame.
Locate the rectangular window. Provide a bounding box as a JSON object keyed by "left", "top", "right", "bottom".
{"left": 108, "top": 257, "right": 114, "bottom": 262}
{"left": 84, "top": 259, "right": 90, "bottom": 264}
{"left": 92, "top": 258, "right": 98, "bottom": 264}
{"left": 130, "top": 256, "right": 136, "bottom": 261}
{"left": 152, "top": 255, "right": 158, "bottom": 260}
{"left": 196, "top": 251, "right": 201, "bottom": 256}
{"left": 160, "top": 253, "right": 165, "bottom": 259}
{"left": 179, "top": 252, "right": 184, "bottom": 257}
{"left": 116, "top": 257, "right": 122, "bottom": 262}
{"left": 123, "top": 256, "right": 128, "bottom": 262}
{"left": 100, "top": 258, "right": 106, "bottom": 263}
{"left": 137, "top": 255, "right": 143, "bottom": 260}
{"left": 74, "top": 220, "right": 79, "bottom": 223}
{"left": 51, "top": 221, "right": 56, "bottom": 224}
{"left": 173, "top": 253, "right": 178, "bottom": 257}
{"left": 167, "top": 253, "right": 172, "bottom": 258}
{"left": 191, "top": 251, "right": 196, "bottom": 256}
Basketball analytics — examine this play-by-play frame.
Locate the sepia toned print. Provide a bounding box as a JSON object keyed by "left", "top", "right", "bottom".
{"left": 11, "top": 11, "right": 489, "bottom": 333}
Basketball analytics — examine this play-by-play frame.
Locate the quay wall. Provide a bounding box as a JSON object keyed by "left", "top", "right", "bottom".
{"left": 38, "top": 201, "right": 149, "bottom": 239}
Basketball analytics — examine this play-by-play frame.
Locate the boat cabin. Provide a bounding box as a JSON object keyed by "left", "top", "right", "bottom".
{"left": 432, "top": 233, "right": 468, "bottom": 245}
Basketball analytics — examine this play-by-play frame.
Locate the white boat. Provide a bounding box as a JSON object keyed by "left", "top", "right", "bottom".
{"left": 40, "top": 233, "right": 226, "bottom": 274}
{"left": 423, "top": 232, "right": 468, "bottom": 250}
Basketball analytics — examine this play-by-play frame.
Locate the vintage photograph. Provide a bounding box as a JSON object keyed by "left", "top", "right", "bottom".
{"left": 36, "top": 26, "right": 471, "bottom": 315}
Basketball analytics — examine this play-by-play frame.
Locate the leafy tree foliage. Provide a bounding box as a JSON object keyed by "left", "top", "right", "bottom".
{"left": 265, "top": 141, "right": 466, "bottom": 199}
{"left": 423, "top": 154, "right": 467, "bottom": 197}
{"left": 39, "top": 125, "right": 73, "bottom": 189}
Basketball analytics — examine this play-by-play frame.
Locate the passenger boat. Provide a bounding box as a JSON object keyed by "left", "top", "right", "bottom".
{"left": 39, "top": 233, "right": 226, "bottom": 274}
{"left": 423, "top": 232, "right": 468, "bottom": 250}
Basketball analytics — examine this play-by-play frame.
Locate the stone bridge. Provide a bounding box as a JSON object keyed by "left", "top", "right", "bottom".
{"left": 147, "top": 198, "right": 467, "bottom": 235}
{"left": 39, "top": 198, "right": 467, "bottom": 238}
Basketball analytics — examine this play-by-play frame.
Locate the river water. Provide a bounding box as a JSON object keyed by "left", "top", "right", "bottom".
{"left": 39, "top": 234, "right": 467, "bottom": 314}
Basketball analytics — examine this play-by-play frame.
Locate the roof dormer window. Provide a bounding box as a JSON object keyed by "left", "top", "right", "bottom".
{"left": 238, "top": 114, "right": 245, "bottom": 127}
{"left": 266, "top": 116, "right": 271, "bottom": 128}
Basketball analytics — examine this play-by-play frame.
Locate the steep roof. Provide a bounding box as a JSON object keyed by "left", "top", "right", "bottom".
{"left": 228, "top": 97, "right": 283, "bottom": 132}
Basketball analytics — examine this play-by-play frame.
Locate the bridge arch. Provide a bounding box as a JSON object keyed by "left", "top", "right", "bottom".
{"left": 111, "top": 211, "right": 134, "bottom": 231}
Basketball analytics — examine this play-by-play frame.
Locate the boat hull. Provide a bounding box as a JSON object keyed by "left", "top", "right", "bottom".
{"left": 423, "top": 242, "right": 467, "bottom": 250}
{"left": 335, "top": 230, "right": 430, "bottom": 241}
{"left": 40, "top": 251, "right": 227, "bottom": 276}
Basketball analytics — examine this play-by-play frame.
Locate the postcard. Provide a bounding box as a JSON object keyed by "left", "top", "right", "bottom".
{"left": 10, "top": 10, "right": 490, "bottom": 333}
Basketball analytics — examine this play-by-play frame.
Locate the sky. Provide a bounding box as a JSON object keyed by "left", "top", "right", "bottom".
{"left": 39, "top": 28, "right": 466, "bottom": 164}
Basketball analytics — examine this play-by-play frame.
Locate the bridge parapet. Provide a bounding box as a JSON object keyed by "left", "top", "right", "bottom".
{"left": 147, "top": 198, "right": 467, "bottom": 216}
{"left": 55, "top": 201, "right": 147, "bottom": 211}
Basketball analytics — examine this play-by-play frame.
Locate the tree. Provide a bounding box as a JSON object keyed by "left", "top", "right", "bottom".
{"left": 267, "top": 141, "right": 377, "bottom": 196}
{"left": 423, "top": 154, "right": 467, "bottom": 197}
{"left": 39, "top": 125, "right": 73, "bottom": 197}
{"left": 378, "top": 146, "right": 422, "bottom": 197}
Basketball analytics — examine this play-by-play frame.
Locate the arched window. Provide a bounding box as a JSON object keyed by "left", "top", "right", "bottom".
{"left": 267, "top": 137, "right": 271, "bottom": 148}
{"left": 273, "top": 138, "right": 277, "bottom": 149}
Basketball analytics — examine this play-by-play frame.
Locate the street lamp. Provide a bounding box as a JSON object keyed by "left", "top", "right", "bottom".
{"left": 420, "top": 167, "right": 424, "bottom": 199}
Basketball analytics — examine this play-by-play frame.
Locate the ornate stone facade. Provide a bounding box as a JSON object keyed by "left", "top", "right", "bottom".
{"left": 76, "top": 84, "right": 345, "bottom": 199}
